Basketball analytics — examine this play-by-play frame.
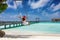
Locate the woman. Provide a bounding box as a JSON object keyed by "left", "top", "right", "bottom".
{"left": 18, "top": 15, "right": 29, "bottom": 25}
{"left": 22, "top": 16, "right": 26, "bottom": 22}
{"left": 22, "top": 16, "right": 29, "bottom": 25}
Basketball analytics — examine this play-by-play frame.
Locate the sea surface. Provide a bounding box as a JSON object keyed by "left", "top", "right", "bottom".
{"left": 14, "top": 22, "right": 60, "bottom": 34}
{"left": 0, "top": 22, "right": 60, "bottom": 34}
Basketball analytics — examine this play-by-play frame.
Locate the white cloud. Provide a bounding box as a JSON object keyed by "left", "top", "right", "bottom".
{"left": 50, "top": 3, "right": 55, "bottom": 8}
{"left": 9, "top": 15, "right": 18, "bottom": 18}
{"left": 0, "top": 14, "right": 20, "bottom": 21}
{"left": 28, "top": 0, "right": 31, "bottom": 5}
{"left": 0, "top": 14, "right": 18, "bottom": 18}
{"left": 42, "top": 11, "right": 60, "bottom": 19}
{"left": 27, "top": 14, "right": 40, "bottom": 21}
{"left": 7, "top": 2, "right": 17, "bottom": 9}
{"left": 51, "top": 12, "right": 60, "bottom": 18}
{"left": 15, "top": 1, "right": 22, "bottom": 7}
{"left": 6, "top": 0, "right": 22, "bottom": 9}
{"left": 41, "top": 10, "right": 60, "bottom": 21}
{"left": 28, "top": 0, "right": 50, "bottom": 9}
{"left": 53, "top": 3, "right": 60, "bottom": 11}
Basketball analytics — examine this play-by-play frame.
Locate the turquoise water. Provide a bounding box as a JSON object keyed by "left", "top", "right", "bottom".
{"left": 13, "top": 22, "right": 60, "bottom": 34}
{"left": 1, "top": 22, "right": 60, "bottom": 34}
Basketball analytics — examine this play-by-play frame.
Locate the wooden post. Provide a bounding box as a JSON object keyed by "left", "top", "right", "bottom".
{"left": 4, "top": 24, "right": 6, "bottom": 29}
{"left": 19, "top": 24, "right": 21, "bottom": 26}
{"left": 9, "top": 24, "right": 11, "bottom": 28}
{"left": 16, "top": 24, "right": 18, "bottom": 27}
{"left": 14, "top": 24, "right": 16, "bottom": 27}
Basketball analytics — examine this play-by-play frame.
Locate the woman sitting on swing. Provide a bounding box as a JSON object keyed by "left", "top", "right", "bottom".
{"left": 18, "top": 15, "right": 29, "bottom": 25}
{"left": 22, "top": 16, "right": 29, "bottom": 25}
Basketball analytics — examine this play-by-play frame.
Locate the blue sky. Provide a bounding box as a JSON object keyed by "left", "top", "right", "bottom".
{"left": 0, "top": 0, "right": 60, "bottom": 21}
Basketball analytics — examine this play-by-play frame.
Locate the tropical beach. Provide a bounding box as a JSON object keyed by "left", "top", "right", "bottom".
{"left": 0, "top": 0, "right": 60, "bottom": 39}
{"left": 0, "top": 22, "right": 60, "bottom": 38}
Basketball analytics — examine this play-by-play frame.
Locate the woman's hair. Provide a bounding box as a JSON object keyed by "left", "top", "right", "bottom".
{"left": 22, "top": 16, "right": 26, "bottom": 21}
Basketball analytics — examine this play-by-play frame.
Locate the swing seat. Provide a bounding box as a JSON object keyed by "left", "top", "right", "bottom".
{"left": 22, "top": 21, "right": 29, "bottom": 26}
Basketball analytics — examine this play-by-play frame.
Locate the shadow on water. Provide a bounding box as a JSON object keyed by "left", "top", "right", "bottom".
{"left": 3, "top": 35, "right": 32, "bottom": 38}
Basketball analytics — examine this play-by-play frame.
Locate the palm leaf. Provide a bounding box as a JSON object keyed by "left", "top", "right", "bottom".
{"left": 0, "top": 0, "right": 8, "bottom": 13}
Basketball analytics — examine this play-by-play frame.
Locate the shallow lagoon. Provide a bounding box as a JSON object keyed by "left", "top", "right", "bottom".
{"left": 1, "top": 22, "right": 60, "bottom": 34}
{"left": 13, "top": 22, "right": 60, "bottom": 34}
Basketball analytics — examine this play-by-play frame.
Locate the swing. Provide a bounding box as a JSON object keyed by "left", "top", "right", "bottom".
{"left": 15, "top": 0, "right": 29, "bottom": 26}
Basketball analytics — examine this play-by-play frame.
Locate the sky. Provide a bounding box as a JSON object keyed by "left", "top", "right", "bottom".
{"left": 0, "top": 0, "right": 60, "bottom": 21}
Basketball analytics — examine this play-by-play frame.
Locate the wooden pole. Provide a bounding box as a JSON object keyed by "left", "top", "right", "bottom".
{"left": 9, "top": 24, "right": 11, "bottom": 28}
{"left": 4, "top": 24, "right": 6, "bottom": 29}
